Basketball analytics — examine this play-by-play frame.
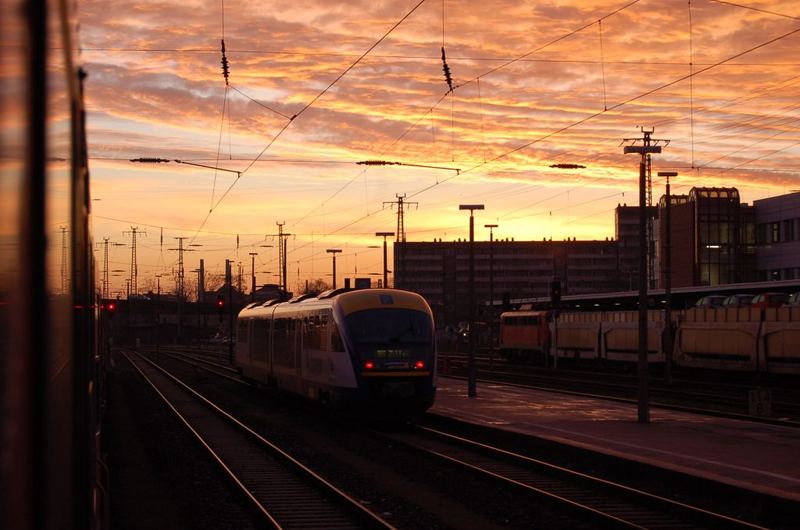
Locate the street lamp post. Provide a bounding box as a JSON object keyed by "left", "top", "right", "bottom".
{"left": 460, "top": 204, "right": 484, "bottom": 398}
{"left": 375, "top": 231, "right": 395, "bottom": 288}
{"left": 658, "top": 171, "right": 677, "bottom": 384}
{"left": 484, "top": 223, "right": 498, "bottom": 368}
{"left": 326, "top": 249, "right": 342, "bottom": 289}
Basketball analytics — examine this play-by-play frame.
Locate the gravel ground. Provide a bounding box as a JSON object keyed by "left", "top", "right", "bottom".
{"left": 156, "top": 354, "right": 595, "bottom": 529}
{"left": 104, "top": 350, "right": 260, "bottom": 530}
{"left": 106, "top": 347, "right": 799, "bottom": 529}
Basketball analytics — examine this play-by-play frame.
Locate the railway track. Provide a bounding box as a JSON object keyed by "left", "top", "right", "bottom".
{"left": 440, "top": 352, "right": 800, "bottom": 424}
{"left": 372, "top": 421, "right": 767, "bottom": 530}
{"left": 129, "top": 345, "right": 797, "bottom": 528}
{"left": 146, "top": 346, "right": 242, "bottom": 381}
{"left": 122, "top": 349, "right": 393, "bottom": 530}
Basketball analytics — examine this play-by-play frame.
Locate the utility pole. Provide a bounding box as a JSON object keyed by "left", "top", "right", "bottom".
{"left": 60, "top": 226, "right": 68, "bottom": 295}
{"left": 101, "top": 238, "right": 109, "bottom": 300}
{"left": 485, "top": 223, "right": 498, "bottom": 368}
{"left": 226, "top": 259, "right": 233, "bottom": 362}
{"left": 326, "top": 249, "right": 342, "bottom": 289}
{"left": 198, "top": 259, "right": 205, "bottom": 304}
{"left": 460, "top": 204, "right": 484, "bottom": 398}
{"left": 623, "top": 127, "right": 668, "bottom": 424}
{"left": 658, "top": 171, "right": 677, "bottom": 384}
{"left": 169, "top": 237, "right": 194, "bottom": 344}
{"left": 249, "top": 252, "right": 258, "bottom": 301}
{"left": 123, "top": 227, "right": 146, "bottom": 297}
{"left": 275, "top": 222, "right": 293, "bottom": 298}
{"left": 375, "top": 232, "right": 395, "bottom": 288}
{"left": 193, "top": 268, "right": 202, "bottom": 339}
{"left": 155, "top": 274, "right": 161, "bottom": 358}
{"left": 97, "top": 238, "right": 124, "bottom": 300}
{"left": 384, "top": 193, "right": 418, "bottom": 288}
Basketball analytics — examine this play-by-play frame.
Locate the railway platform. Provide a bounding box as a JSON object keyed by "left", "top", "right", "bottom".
{"left": 431, "top": 376, "right": 800, "bottom": 502}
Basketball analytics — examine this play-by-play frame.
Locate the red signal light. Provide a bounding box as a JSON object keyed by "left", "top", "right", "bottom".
{"left": 364, "top": 361, "right": 375, "bottom": 370}
{"left": 107, "top": 302, "right": 116, "bottom": 311}
{"left": 414, "top": 360, "right": 425, "bottom": 370}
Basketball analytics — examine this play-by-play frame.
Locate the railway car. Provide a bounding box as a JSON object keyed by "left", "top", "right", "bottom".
{"left": 496, "top": 305, "right": 800, "bottom": 374}
{"left": 499, "top": 310, "right": 551, "bottom": 360}
{"left": 235, "top": 288, "right": 436, "bottom": 414}
{"left": 1, "top": 0, "right": 106, "bottom": 528}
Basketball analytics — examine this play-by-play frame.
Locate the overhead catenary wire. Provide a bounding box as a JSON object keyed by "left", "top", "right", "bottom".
{"left": 477, "top": 78, "right": 487, "bottom": 163}
{"left": 188, "top": 0, "right": 430, "bottom": 243}
{"left": 292, "top": 0, "right": 429, "bottom": 122}
{"left": 451, "top": 0, "right": 643, "bottom": 93}
{"left": 211, "top": 85, "right": 229, "bottom": 209}
{"left": 229, "top": 84, "right": 293, "bottom": 120}
{"left": 404, "top": 24, "right": 800, "bottom": 200}
{"left": 96, "top": 2, "right": 800, "bottom": 288}
{"left": 598, "top": 20, "right": 608, "bottom": 111}
{"left": 706, "top": 0, "right": 800, "bottom": 20}
{"left": 382, "top": 0, "right": 644, "bottom": 159}
{"left": 688, "top": 0, "right": 695, "bottom": 168}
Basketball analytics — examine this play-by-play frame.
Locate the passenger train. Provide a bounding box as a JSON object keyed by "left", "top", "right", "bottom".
{"left": 1, "top": 0, "right": 106, "bottom": 529}
{"left": 235, "top": 288, "right": 437, "bottom": 414}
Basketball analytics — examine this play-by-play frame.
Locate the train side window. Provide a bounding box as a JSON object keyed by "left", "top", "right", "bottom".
{"left": 303, "top": 316, "right": 313, "bottom": 346}
{"left": 273, "top": 318, "right": 293, "bottom": 367}
{"left": 237, "top": 320, "right": 249, "bottom": 343}
{"left": 332, "top": 324, "right": 345, "bottom": 352}
{"left": 252, "top": 320, "right": 268, "bottom": 360}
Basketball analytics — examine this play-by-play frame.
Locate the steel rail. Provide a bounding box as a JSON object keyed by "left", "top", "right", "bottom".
{"left": 122, "top": 349, "right": 394, "bottom": 530}
{"left": 373, "top": 423, "right": 767, "bottom": 529}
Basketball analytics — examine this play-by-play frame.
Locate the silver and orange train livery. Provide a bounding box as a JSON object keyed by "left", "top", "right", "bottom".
{"left": 235, "top": 288, "right": 437, "bottom": 414}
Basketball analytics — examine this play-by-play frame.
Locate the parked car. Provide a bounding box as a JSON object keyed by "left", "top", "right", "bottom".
{"left": 721, "top": 294, "right": 754, "bottom": 308}
{"left": 750, "top": 292, "right": 789, "bottom": 308}
{"left": 694, "top": 295, "right": 726, "bottom": 308}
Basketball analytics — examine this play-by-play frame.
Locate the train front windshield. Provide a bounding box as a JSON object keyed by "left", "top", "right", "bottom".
{"left": 346, "top": 309, "right": 433, "bottom": 367}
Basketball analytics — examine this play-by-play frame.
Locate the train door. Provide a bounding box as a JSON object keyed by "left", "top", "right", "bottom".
{"left": 236, "top": 318, "right": 250, "bottom": 366}
{"left": 250, "top": 319, "right": 269, "bottom": 375}
{"left": 295, "top": 314, "right": 304, "bottom": 381}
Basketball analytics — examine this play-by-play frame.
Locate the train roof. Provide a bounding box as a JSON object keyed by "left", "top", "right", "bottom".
{"left": 500, "top": 309, "right": 548, "bottom": 318}
{"left": 489, "top": 279, "right": 800, "bottom": 309}
{"left": 238, "top": 288, "right": 432, "bottom": 319}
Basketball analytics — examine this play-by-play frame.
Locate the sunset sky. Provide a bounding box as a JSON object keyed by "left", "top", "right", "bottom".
{"left": 81, "top": 0, "right": 800, "bottom": 296}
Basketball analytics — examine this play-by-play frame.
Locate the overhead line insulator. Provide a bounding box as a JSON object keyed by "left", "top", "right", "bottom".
{"left": 549, "top": 163, "right": 587, "bottom": 169}
{"left": 441, "top": 47, "right": 453, "bottom": 92}
{"left": 356, "top": 160, "right": 400, "bottom": 166}
{"left": 130, "top": 157, "right": 170, "bottom": 163}
{"left": 220, "top": 39, "right": 230, "bottom": 85}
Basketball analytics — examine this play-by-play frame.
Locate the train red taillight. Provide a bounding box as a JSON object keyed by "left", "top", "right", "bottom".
{"left": 414, "top": 360, "right": 425, "bottom": 370}
{"left": 364, "top": 361, "right": 375, "bottom": 370}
